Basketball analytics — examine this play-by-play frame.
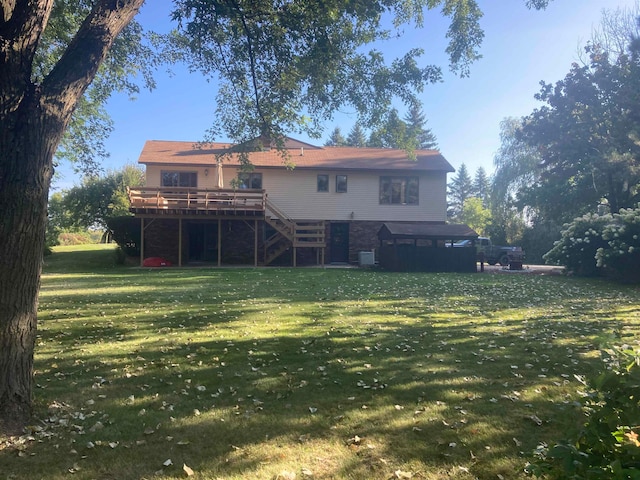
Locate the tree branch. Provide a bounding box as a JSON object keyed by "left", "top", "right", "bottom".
{"left": 41, "top": 0, "right": 144, "bottom": 126}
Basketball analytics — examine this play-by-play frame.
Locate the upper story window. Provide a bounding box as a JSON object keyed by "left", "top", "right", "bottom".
{"left": 162, "top": 171, "right": 197, "bottom": 187}
{"left": 379, "top": 176, "right": 419, "bottom": 205}
{"left": 317, "top": 174, "right": 329, "bottom": 192}
{"left": 238, "top": 172, "right": 263, "bottom": 189}
{"left": 336, "top": 175, "right": 348, "bottom": 193}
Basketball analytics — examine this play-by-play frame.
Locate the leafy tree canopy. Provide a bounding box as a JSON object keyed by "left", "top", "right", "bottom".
{"left": 50, "top": 164, "right": 144, "bottom": 235}
{"left": 168, "top": 0, "right": 492, "bottom": 144}
{"left": 34, "top": 1, "right": 158, "bottom": 173}
{"left": 520, "top": 46, "right": 640, "bottom": 220}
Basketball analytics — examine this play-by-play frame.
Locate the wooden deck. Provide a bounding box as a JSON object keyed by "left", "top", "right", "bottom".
{"left": 128, "top": 187, "right": 266, "bottom": 216}
{"left": 128, "top": 187, "right": 326, "bottom": 267}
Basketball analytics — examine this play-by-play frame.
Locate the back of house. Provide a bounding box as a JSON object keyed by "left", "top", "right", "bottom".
{"left": 128, "top": 136, "right": 476, "bottom": 268}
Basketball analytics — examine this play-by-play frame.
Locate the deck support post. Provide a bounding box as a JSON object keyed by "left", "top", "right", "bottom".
{"left": 140, "top": 218, "right": 145, "bottom": 266}
{"left": 178, "top": 218, "right": 183, "bottom": 267}
{"left": 254, "top": 220, "right": 258, "bottom": 267}
{"left": 293, "top": 246, "right": 297, "bottom": 267}
{"left": 217, "top": 219, "right": 222, "bottom": 267}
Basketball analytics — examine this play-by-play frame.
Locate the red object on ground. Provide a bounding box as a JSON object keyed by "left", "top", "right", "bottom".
{"left": 143, "top": 257, "right": 172, "bottom": 267}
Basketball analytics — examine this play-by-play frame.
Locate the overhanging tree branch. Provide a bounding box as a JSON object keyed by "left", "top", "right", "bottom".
{"left": 41, "top": 0, "right": 144, "bottom": 125}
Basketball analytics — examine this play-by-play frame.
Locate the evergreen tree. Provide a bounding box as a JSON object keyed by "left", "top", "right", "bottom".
{"left": 404, "top": 104, "right": 438, "bottom": 149}
{"left": 325, "top": 127, "right": 347, "bottom": 146}
{"left": 448, "top": 163, "right": 474, "bottom": 220}
{"left": 472, "top": 166, "right": 491, "bottom": 206}
{"left": 367, "top": 129, "right": 385, "bottom": 148}
{"left": 347, "top": 123, "right": 367, "bottom": 147}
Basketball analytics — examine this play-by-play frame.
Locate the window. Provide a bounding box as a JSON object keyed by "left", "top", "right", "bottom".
{"left": 238, "top": 172, "right": 263, "bottom": 189}
{"left": 317, "top": 174, "right": 329, "bottom": 192}
{"left": 379, "top": 176, "right": 419, "bottom": 205}
{"left": 161, "top": 171, "right": 197, "bottom": 187}
{"left": 336, "top": 175, "right": 348, "bottom": 193}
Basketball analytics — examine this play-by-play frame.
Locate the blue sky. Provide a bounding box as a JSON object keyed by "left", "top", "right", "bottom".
{"left": 54, "top": 0, "right": 639, "bottom": 190}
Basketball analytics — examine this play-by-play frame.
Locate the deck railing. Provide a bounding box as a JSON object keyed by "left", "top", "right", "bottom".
{"left": 128, "top": 187, "right": 266, "bottom": 213}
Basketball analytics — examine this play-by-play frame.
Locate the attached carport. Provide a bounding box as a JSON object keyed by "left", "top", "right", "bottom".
{"left": 377, "top": 223, "right": 479, "bottom": 272}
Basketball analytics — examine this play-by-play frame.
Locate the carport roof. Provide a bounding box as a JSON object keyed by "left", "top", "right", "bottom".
{"left": 378, "top": 223, "right": 478, "bottom": 240}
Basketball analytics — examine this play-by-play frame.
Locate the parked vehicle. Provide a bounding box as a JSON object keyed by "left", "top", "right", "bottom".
{"left": 452, "top": 237, "right": 525, "bottom": 266}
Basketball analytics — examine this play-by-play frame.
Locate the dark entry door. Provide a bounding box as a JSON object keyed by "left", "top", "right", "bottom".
{"left": 188, "top": 222, "right": 218, "bottom": 262}
{"left": 330, "top": 223, "right": 350, "bottom": 263}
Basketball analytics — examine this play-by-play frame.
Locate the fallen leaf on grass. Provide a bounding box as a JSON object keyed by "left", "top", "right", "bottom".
{"left": 527, "top": 415, "right": 543, "bottom": 426}
{"left": 394, "top": 470, "right": 413, "bottom": 479}
{"left": 183, "top": 463, "right": 195, "bottom": 476}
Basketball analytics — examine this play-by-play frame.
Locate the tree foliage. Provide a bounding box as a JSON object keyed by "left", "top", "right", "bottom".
{"left": 169, "top": 0, "right": 492, "bottom": 142}
{"left": 447, "top": 163, "right": 473, "bottom": 219}
{"left": 325, "top": 127, "right": 347, "bottom": 146}
{"left": 528, "top": 346, "right": 640, "bottom": 478}
{"left": 49, "top": 164, "right": 144, "bottom": 240}
{"left": 459, "top": 197, "right": 490, "bottom": 235}
{"left": 472, "top": 166, "right": 490, "bottom": 206}
{"left": 346, "top": 122, "right": 367, "bottom": 147}
{"left": 35, "top": 2, "right": 157, "bottom": 172}
{"left": 520, "top": 47, "right": 640, "bottom": 219}
{"left": 404, "top": 103, "right": 438, "bottom": 149}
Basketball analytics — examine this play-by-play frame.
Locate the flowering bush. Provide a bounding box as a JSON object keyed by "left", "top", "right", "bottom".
{"left": 543, "top": 213, "right": 612, "bottom": 276}
{"left": 544, "top": 206, "right": 640, "bottom": 282}
{"left": 596, "top": 207, "right": 640, "bottom": 283}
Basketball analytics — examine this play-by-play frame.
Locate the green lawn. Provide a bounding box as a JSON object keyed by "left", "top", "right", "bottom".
{"left": 2, "top": 244, "right": 639, "bottom": 479}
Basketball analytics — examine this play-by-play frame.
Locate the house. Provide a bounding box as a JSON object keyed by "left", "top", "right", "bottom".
{"left": 128, "top": 137, "right": 478, "bottom": 268}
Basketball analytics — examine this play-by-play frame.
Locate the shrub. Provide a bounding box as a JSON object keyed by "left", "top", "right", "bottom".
{"left": 58, "top": 230, "right": 94, "bottom": 245}
{"left": 106, "top": 216, "right": 141, "bottom": 256}
{"left": 595, "top": 207, "right": 640, "bottom": 283}
{"left": 543, "top": 213, "right": 612, "bottom": 276}
{"left": 526, "top": 346, "right": 640, "bottom": 479}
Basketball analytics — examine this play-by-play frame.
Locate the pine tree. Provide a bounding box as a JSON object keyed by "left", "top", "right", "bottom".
{"left": 472, "top": 166, "right": 491, "bottom": 206}
{"left": 346, "top": 123, "right": 367, "bottom": 147}
{"left": 448, "top": 163, "right": 474, "bottom": 220}
{"left": 325, "top": 127, "right": 347, "bottom": 146}
{"left": 404, "top": 104, "right": 438, "bottom": 150}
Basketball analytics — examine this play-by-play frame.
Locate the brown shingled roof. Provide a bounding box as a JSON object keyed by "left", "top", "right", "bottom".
{"left": 138, "top": 139, "right": 454, "bottom": 173}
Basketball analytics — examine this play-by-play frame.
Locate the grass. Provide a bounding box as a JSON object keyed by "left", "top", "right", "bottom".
{"left": 2, "top": 244, "right": 639, "bottom": 479}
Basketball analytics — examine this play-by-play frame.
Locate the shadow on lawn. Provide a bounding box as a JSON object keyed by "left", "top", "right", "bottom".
{"left": 7, "top": 263, "right": 638, "bottom": 479}
{"left": 24, "top": 318, "right": 620, "bottom": 478}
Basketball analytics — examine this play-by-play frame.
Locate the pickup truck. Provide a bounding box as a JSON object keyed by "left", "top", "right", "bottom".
{"left": 452, "top": 237, "right": 525, "bottom": 266}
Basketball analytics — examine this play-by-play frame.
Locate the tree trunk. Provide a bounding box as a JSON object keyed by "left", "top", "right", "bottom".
{"left": 0, "top": 96, "right": 56, "bottom": 432}
{"left": 0, "top": 0, "right": 145, "bottom": 432}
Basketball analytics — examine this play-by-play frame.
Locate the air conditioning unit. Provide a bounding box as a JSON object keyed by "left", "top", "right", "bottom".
{"left": 358, "top": 251, "right": 375, "bottom": 266}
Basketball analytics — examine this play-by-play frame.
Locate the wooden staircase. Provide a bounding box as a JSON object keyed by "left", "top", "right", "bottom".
{"left": 264, "top": 198, "right": 325, "bottom": 266}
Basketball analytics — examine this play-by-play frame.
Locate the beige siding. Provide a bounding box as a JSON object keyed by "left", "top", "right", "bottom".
{"left": 146, "top": 165, "right": 225, "bottom": 189}
{"left": 143, "top": 164, "right": 447, "bottom": 222}
{"left": 263, "top": 169, "right": 446, "bottom": 222}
